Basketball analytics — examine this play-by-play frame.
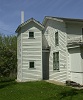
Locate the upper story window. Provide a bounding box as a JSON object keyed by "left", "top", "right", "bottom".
{"left": 55, "top": 32, "right": 59, "bottom": 46}
{"left": 29, "top": 32, "right": 34, "bottom": 38}
{"left": 53, "top": 52, "right": 59, "bottom": 70}
{"left": 29, "top": 61, "right": 34, "bottom": 68}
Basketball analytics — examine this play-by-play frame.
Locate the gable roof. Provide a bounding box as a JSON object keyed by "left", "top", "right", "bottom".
{"left": 16, "top": 18, "right": 44, "bottom": 33}
{"left": 43, "top": 16, "right": 83, "bottom": 26}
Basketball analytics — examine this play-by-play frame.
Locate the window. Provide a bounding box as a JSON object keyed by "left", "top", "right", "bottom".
{"left": 29, "top": 32, "right": 34, "bottom": 38}
{"left": 55, "top": 32, "right": 58, "bottom": 46}
{"left": 53, "top": 52, "right": 59, "bottom": 70}
{"left": 29, "top": 62, "right": 34, "bottom": 68}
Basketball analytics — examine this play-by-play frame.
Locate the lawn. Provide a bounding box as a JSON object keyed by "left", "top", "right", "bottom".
{"left": 0, "top": 81, "right": 83, "bottom": 100}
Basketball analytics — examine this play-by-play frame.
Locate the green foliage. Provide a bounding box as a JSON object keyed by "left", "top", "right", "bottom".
{"left": 0, "top": 81, "right": 83, "bottom": 100}
{"left": 0, "top": 77, "right": 15, "bottom": 82}
{"left": 0, "top": 34, "right": 17, "bottom": 78}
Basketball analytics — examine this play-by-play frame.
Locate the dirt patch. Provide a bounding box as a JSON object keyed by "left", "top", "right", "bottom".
{"left": 45, "top": 80, "right": 66, "bottom": 86}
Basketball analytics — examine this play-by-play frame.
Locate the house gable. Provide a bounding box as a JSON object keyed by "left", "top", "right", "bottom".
{"left": 16, "top": 18, "right": 44, "bottom": 33}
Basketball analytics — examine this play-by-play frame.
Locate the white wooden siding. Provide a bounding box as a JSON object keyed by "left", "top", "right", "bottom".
{"left": 21, "top": 25, "right": 42, "bottom": 81}
{"left": 68, "top": 48, "right": 83, "bottom": 84}
{"left": 17, "top": 33, "right": 22, "bottom": 81}
{"left": 17, "top": 17, "right": 83, "bottom": 84}
{"left": 44, "top": 20, "right": 67, "bottom": 83}
{"left": 66, "top": 22, "right": 83, "bottom": 81}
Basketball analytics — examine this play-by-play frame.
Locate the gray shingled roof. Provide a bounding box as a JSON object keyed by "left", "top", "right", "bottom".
{"left": 42, "top": 16, "right": 83, "bottom": 26}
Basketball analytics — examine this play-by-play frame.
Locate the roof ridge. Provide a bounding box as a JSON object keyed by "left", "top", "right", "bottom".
{"left": 45, "top": 16, "right": 83, "bottom": 20}
{"left": 16, "top": 18, "right": 44, "bottom": 33}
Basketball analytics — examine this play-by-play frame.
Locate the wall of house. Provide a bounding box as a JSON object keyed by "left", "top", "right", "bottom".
{"left": 17, "top": 31, "right": 22, "bottom": 81}
{"left": 81, "top": 47, "right": 83, "bottom": 69}
{"left": 81, "top": 47, "right": 83, "bottom": 84}
{"left": 17, "top": 22, "right": 42, "bottom": 81}
{"left": 66, "top": 22, "right": 83, "bottom": 41}
{"left": 66, "top": 22, "right": 83, "bottom": 83}
{"left": 44, "top": 19, "right": 67, "bottom": 83}
{"left": 68, "top": 47, "right": 83, "bottom": 84}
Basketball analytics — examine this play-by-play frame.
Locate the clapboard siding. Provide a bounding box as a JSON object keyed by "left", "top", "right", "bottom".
{"left": 22, "top": 51, "right": 41, "bottom": 55}
{"left": 22, "top": 48, "right": 41, "bottom": 51}
{"left": 44, "top": 19, "right": 67, "bottom": 83}
{"left": 66, "top": 22, "right": 83, "bottom": 80}
{"left": 17, "top": 33, "right": 22, "bottom": 81}
{"left": 21, "top": 24, "right": 42, "bottom": 81}
{"left": 17, "top": 20, "right": 43, "bottom": 82}
{"left": 17, "top": 17, "right": 83, "bottom": 83}
{"left": 67, "top": 50, "right": 71, "bottom": 80}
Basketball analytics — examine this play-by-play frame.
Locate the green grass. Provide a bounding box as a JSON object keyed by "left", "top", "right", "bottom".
{"left": 0, "top": 81, "right": 83, "bottom": 100}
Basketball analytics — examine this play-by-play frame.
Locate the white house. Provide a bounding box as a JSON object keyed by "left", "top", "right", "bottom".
{"left": 16, "top": 16, "right": 83, "bottom": 85}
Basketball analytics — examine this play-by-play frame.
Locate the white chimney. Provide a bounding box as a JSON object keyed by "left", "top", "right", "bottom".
{"left": 21, "top": 11, "right": 24, "bottom": 24}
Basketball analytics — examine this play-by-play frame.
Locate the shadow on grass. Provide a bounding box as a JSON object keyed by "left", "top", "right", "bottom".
{"left": 0, "top": 83, "right": 10, "bottom": 89}
{"left": 45, "top": 89, "right": 83, "bottom": 100}
{"left": 0, "top": 81, "right": 16, "bottom": 89}
{"left": 60, "top": 89, "right": 78, "bottom": 99}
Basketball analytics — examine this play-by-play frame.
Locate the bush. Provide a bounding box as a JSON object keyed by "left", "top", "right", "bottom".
{"left": 0, "top": 76, "right": 16, "bottom": 83}
{"left": 0, "top": 34, "right": 17, "bottom": 78}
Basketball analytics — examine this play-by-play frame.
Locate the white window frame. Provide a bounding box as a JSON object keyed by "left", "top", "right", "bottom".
{"left": 29, "top": 32, "right": 34, "bottom": 38}
{"left": 55, "top": 32, "right": 59, "bottom": 46}
{"left": 53, "top": 52, "right": 59, "bottom": 70}
{"left": 29, "top": 61, "right": 35, "bottom": 68}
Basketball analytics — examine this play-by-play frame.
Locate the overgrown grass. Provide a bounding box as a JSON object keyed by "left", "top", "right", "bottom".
{"left": 0, "top": 81, "right": 83, "bottom": 100}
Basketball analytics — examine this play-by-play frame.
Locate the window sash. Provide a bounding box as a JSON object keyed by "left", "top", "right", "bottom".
{"left": 29, "top": 62, "right": 34, "bottom": 68}
{"left": 53, "top": 52, "right": 59, "bottom": 70}
{"left": 55, "top": 32, "right": 58, "bottom": 46}
{"left": 29, "top": 32, "right": 34, "bottom": 38}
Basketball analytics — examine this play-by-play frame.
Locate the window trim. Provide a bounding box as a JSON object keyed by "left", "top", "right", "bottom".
{"left": 55, "top": 32, "right": 59, "bottom": 46}
{"left": 53, "top": 52, "right": 59, "bottom": 71}
{"left": 29, "top": 32, "right": 34, "bottom": 39}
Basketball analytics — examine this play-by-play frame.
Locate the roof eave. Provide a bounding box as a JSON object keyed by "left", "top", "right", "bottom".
{"left": 42, "top": 16, "right": 64, "bottom": 26}
{"left": 16, "top": 18, "right": 44, "bottom": 33}
{"left": 42, "top": 16, "right": 83, "bottom": 26}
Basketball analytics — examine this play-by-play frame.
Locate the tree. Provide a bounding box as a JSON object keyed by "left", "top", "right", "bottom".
{"left": 0, "top": 34, "right": 17, "bottom": 78}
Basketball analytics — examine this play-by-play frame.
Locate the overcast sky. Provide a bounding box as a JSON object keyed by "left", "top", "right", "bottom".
{"left": 0, "top": 0, "right": 83, "bottom": 35}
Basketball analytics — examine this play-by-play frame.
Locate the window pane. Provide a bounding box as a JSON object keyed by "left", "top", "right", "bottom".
{"left": 53, "top": 52, "right": 59, "bottom": 70}
{"left": 29, "top": 32, "right": 34, "bottom": 38}
{"left": 29, "top": 62, "right": 34, "bottom": 68}
{"left": 55, "top": 32, "right": 58, "bottom": 46}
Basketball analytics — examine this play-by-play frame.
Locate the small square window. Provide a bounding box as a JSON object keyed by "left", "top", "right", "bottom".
{"left": 29, "top": 32, "right": 34, "bottom": 38}
{"left": 29, "top": 62, "right": 34, "bottom": 68}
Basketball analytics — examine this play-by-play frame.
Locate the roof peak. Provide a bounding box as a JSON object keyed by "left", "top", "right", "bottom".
{"left": 16, "top": 18, "right": 44, "bottom": 33}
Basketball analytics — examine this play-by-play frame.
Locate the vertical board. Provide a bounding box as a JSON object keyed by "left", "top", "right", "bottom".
{"left": 17, "top": 33, "right": 22, "bottom": 81}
